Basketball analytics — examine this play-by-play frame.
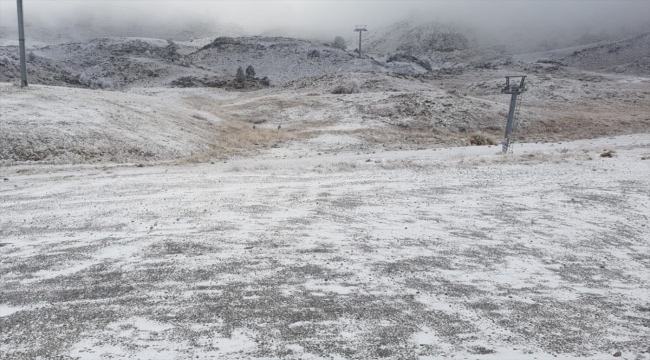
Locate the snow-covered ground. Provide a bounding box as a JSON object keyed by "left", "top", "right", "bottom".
{"left": 1, "top": 134, "right": 649, "bottom": 359}
{"left": 1, "top": 18, "right": 650, "bottom": 360}
{"left": 0, "top": 83, "right": 236, "bottom": 164}
{"left": 2, "top": 66, "right": 648, "bottom": 166}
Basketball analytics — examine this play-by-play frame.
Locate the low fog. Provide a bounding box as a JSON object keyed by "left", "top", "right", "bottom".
{"left": 0, "top": 0, "right": 649, "bottom": 51}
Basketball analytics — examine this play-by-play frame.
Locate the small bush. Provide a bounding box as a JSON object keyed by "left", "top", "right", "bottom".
{"left": 331, "top": 80, "right": 360, "bottom": 94}
{"left": 96, "top": 78, "right": 115, "bottom": 89}
{"left": 469, "top": 134, "right": 496, "bottom": 146}
{"left": 600, "top": 150, "right": 615, "bottom": 158}
{"left": 308, "top": 50, "right": 320, "bottom": 58}
{"left": 332, "top": 36, "right": 347, "bottom": 50}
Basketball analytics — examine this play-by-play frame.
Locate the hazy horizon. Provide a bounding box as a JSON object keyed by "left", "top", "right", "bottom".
{"left": 0, "top": 0, "right": 649, "bottom": 47}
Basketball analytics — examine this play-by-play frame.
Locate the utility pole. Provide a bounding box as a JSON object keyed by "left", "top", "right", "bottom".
{"left": 354, "top": 25, "right": 367, "bottom": 58}
{"left": 16, "top": 0, "right": 28, "bottom": 87}
{"left": 500, "top": 76, "right": 526, "bottom": 153}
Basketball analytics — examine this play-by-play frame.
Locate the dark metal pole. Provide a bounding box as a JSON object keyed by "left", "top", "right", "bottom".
{"left": 16, "top": 0, "right": 28, "bottom": 87}
{"left": 503, "top": 92, "right": 518, "bottom": 153}
{"left": 358, "top": 30, "right": 362, "bottom": 58}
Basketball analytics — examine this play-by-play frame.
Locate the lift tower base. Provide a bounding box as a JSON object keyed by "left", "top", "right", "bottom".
{"left": 501, "top": 76, "right": 526, "bottom": 153}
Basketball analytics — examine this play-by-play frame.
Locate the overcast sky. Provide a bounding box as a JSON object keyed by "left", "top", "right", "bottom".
{"left": 1, "top": 0, "right": 648, "bottom": 40}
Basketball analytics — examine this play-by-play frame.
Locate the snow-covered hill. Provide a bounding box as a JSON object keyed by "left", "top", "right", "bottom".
{"left": 514, "top": 33, "right": 650, "bottom": 75}
{"left": 365, "top": 19, "right": 476, "bottom": 57}
{"left": 0, "top": 18, "right": 648, "bottom": 167}
{"left": 188, "top": 36, "right": 395, "bottom": 85}
{"left": 0, "top": 84, "right": 229, "bottom": 164}
{"left": 0, "top": 36, "right": 432, "bottom": 90}
{"left": 0, "top": 18, "right": 648, "bottom": 91}
{"left": 0, "top": 37, "right": 219, "bottom": 88}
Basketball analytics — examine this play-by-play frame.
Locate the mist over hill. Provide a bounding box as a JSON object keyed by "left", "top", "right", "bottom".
{"left": 1, "top": 0, "right": 648, "bottom": 52}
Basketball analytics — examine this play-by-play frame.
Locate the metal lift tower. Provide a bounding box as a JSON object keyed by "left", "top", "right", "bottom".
{"left": 354, "top": 25, "right": 367, "bottom": 58}
{"left": 501, "top": 76, "right": 526, "bottom": 153}
{"left": 16, "top": 0, "right": 28, "bottom": 87}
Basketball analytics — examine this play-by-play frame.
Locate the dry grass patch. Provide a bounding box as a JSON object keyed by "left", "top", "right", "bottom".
{"left": 469, "top": 133, "right": 496, "bottom": 146}
{"left": 462, "top": 149, "right": 595, "bottom": 167}
{"left": 312, "top": 158, "right": 433, "bottom": 174}
{"left": 176, "top": 120, "right": 299, "bottom": 164}
{"left": 353, "top": 127, "right": 464, "bottom": 150}
{"left": 515, "top": 105, "right": 650, "bottom": 142}
{"left": 172, "top": 96, "right": 309, "bottom": 163}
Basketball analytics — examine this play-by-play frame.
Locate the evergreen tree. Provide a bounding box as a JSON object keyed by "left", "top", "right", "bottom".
{"left": 236, "top": 66, "right": 245, "bottom": 83}
{"left": 246, "top": 65, "right": 256, "bottom": 78}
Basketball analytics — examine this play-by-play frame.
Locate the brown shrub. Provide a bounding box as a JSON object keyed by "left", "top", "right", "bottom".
{"left": 600, "top": 150, "right": 616, "bottom": 158}
{"left": 469, "top": 134, "right": 496, "bottom": 146}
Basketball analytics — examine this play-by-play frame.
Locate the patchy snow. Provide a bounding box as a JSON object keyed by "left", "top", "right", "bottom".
{"left": 21, "top": 260, "right": 99, "bottom": 284}
{"left": 1, "top": 134, "right": 649, "bottom": 359}
{"left": 0, "top": 305, "right": 24, "bottom": 317}
{"left": 0, "top": 83, "right": 230, "bottom": 164}
{"left": 1, "top": 23, "right": 649, "bottom": 359}
{"left": 308, "top": 134, "right": 361, "bottom": 145}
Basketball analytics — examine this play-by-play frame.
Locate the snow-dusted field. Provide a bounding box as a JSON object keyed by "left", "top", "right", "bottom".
{"left": 0, "top": 23, "right": 649, "bottom": 359}
{"left": 2, "top": 135, "right": 649, "bottom": 359}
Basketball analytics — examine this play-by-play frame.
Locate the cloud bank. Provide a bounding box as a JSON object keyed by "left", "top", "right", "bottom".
{"left": 0, "top": 0, "right": 648, "bottom": 47}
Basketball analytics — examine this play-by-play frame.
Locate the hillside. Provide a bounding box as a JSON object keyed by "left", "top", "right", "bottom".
{"left": 0, "top": 19, "right": 648, "bottom": 167}
{"left": 514, "top": 33, "right": 650, "bottom": 75}
{"left": 0, "top": 36, "right": 432, "bottom": 90}
{"left": 365, "top": 19, "right": 474, "bottom": 55}
{"left": 188, "top": 36, "right": 391, "bottom": 85}
{"left": 0, "top": 84, "right": 226, "bottom": 164}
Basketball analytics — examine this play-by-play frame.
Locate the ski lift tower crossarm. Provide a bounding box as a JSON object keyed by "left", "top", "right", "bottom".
{"left": 354, "top": 25, "right": 367, "bottom": 58}
{"left": 501, "top": 75, "right": 526, "bottom": 153}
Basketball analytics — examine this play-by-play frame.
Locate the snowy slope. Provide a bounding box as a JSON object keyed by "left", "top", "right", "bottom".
{"left": 365, "top": 19, "right": 474, "bottom": 55}
{"left": 0, "top": 83, "right": 229, "bottom": 164}
{"left": 0, "top": 35, "right": 432, "bottom": 89}
{"left": 0, "top": 26, "right": 647, "bottom": 91}
{"left": 188, "top": 36, "right": 393, "bottom": 85}
{"left": 0, "top": 37, "right": 222, "bottom": 88}
{"left": 514, "top": 33, "right": 650, "bottom": 75}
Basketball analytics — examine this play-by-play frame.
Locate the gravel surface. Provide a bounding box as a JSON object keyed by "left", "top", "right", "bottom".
{"left": 2, "top": 135, "right": 649, "bottom": 359}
